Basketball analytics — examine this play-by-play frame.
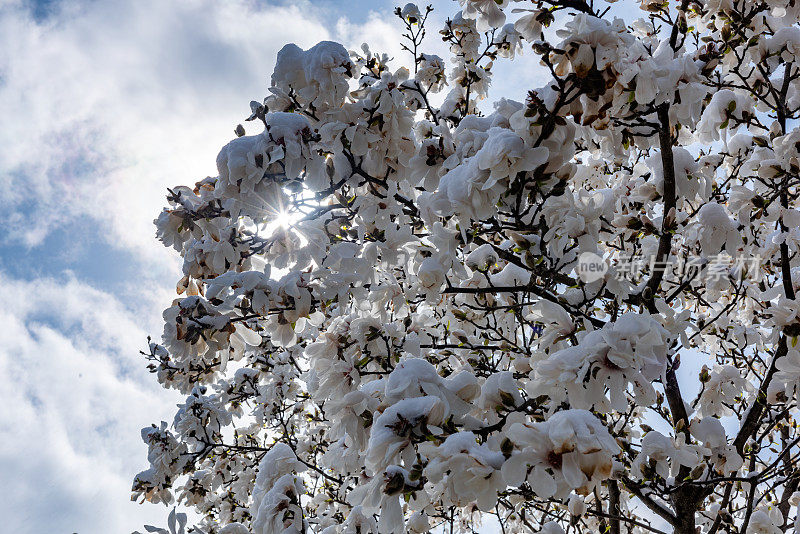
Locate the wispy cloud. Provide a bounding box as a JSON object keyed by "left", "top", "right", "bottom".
{"left": 0, "top": 1, "right": 552, "bottom": 532}
{"left": 0, "top": 271, "right": 177, "bottom": 533}
{"left": 0, "top": 1, "right": 338, "bottom": 531}
{"left": 0, "top": 0, "right": 546, "bottom": 259}
{"left": 0, "top": 0, "right": 333, "bottom": 257}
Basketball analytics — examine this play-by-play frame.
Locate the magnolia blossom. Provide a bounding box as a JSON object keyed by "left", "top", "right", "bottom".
{"left": 269, "top": 41, "right": 352, "bottom": 113}
{"left": 366, "top": 396, "right": 447, "bottom": 474}
{"left": 416, "top": 257, "right": 447, "bottom": 298}
{"left": 135, "top": 3, "right": 800, "bottom": 533}
{"left": 699, "top": 365, "right": 755, "bottom": 418}
{"left": 422, "top": 432, "right": 506, "bottom": 511}
{"left": 458, "top": 0, "right": 507, "bottom": 30}
{"left": 690, "top": 418, "right": 744, "bottom": 475}
{"left": 534, "top": 313, "right": 669, "bottom": 410}
{"left": 696, "top": 89, "right": 755, "bottom": 143}
{"left": 773, "top": 348, "right": 800, "bottom": 399}
{"left": 437, "top": 157, "right": 505, "bottom": 220}
{"left": 631, "top": 431, "right": 703, "bottom": 481}
{"left": 747, "top": 508, "right": 783, "bottom": 534}
{"left": 502, "top": 410, "right": 620, "bottom": 498}
{"left": 514, "top": 9, "right": 543, "bottom": 41}
{"left": 697, "top": 202, "right": 742, "bottom": 256}
{"left": 251, "top": 474, "right": 306, "bottom": 534}
{"left": 474, "top": 127, "right": 549, "bottom": 184}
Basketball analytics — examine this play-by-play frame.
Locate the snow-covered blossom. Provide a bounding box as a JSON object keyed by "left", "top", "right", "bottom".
{"left": 690, "top": 418, "right": 743, "bottom": 475}
{"left": 437, "top": 157, "right": 504, "bottom": 220}
{"left": 534, "top": 313, "right": 669, "bottom": 410}
{"left": 422, "top": 432, "right": 506, "bottom": 510}
{"left": 699, "top": 365, "right": 755, "bottom": 418}
{"left": 400, "top": 3, "right": 421, "bottom": 23}
{"left": 251, "top": 474, "right": 306, "bottom": 534}
{"left": 503, "top": 410, "right": 620, "bottom": 498}
{"left": 697, "top": 90, "right": 755, "bottom": 143}
{"left": 478, "top": 371, "right": 522, "bottom": 410}
{"left": 366, "top": 396, "right": 447, "bottom": 474}
{"left": 269, "top": 41, "right": 353, "bottom": 113}
{"left": 495, "top": 24, "right": 524, "bottom": 59}
{"left": 251, "top": 444, "right": 308, "bottom": 534}
{"left": 133, "top": 422, "right": 189, "bottom": 505}
{"left": 568, "top": 493, "right": 586, "bottom": 517}
{"left": 135, "top": 3, "right": 800, "bottom": 533}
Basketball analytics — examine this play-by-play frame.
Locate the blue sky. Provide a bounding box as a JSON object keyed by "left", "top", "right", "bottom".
{"left": 0, "top": 1, "right": 709, "bottom": 534}
{"left": 0, "top": 1, "right": 543, "bottom": 532}
{"left": 0, "top": 1, "right": 702, "bottom": 533}
{"left": 0, "top": 1, "right": 657, "bottom": 532}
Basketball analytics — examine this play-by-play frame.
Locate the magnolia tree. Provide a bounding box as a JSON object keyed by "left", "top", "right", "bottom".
{"left": 133, "top": 0, "right": 800, "bottom": 532}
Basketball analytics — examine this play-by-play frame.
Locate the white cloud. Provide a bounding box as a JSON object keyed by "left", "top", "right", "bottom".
{"left": 0, "top": 0, "right": 549, "bottom": 259}
{"left": 0, "top": 3, "right": 408, "bottom": 531}
{"left": 0, "top": 271, "right": 180, "bottom": 533}
{"left": 0, "top": 2, "right": 555, "bottom": 532}
{"left": 0, "top": 0, "right": 333, "bottom": 258}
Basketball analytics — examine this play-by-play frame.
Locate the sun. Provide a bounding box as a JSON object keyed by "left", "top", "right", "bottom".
{"left": 275, "top": 209, "right": 293, "bottom": 229}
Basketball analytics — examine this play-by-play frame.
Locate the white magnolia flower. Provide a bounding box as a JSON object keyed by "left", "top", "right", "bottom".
{"left": 251, "top": 474, "right": 306, "bottom": 534}
{"left": 478, "top": 371, "right": 523, "bottom": 410}
{"left": 416, "top": 257, "right": 447, "bottom": 298}
{"left": 400, "top": 3, "right": 421, "bottom": 23}
{"left": 422, "top": 432, "right": 506, "bottom": 510}
{"left": 502, "top": 410, "right": 619, "bottom": 498}
{"left": 774, "top": 348, "right": 800, "bottom": 399}
{"left": 366, "top": 396, "right": 447, "bottom": 473}
{"left": 540, "top": 522, "right": 566, "bottom": 534}
{"left": 632, "top": 431, "right": 702, "bottom": 481}
{"left": 699, "top": 365, "right": 754, "bottom": 417}
{"left": 270, "top": 41, "right": 353, "bottom": 113}
{"left": 513, "top": 9, "right": 543, "bottom": 41}
{"left": 458, "top": 0, "right": 508, "bottom": 30}
{"left": 690, "top": 418, "right": 743, "bottom": 475}
{"left": 465, "top": 243, "right": 498, "bottom": 271}
{"left": 568, "top": 493, "right": 586, "bottom": 517}
{"left": 697, "top": 202, "right": 742, "bottom": 256}
{"left": 696, "top": 89, "right": 755, "bottom": 143}
{"left": 747, "top": 508, "right": 783, "bottom": 534}
{"left": 535, "top": 313, "right": 669, "bottom": 410}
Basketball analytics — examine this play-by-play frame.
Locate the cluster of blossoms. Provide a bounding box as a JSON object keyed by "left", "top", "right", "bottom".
{"left": 135, "top": 1, "right": 800, "bottom": 533}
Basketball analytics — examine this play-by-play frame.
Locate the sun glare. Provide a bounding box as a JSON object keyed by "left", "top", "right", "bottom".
{"left": 275, "top": 209, "right": 293, "bottom": 229}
